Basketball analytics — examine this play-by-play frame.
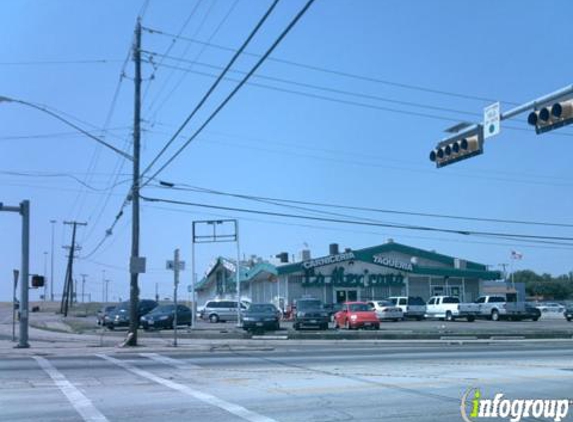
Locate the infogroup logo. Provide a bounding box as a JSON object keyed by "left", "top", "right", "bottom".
{"left": 461, "top": 388, "right": 571, "bottom": 422}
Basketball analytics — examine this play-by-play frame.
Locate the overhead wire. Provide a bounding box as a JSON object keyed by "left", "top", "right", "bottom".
{"left": 143, "top": 0, "right": 218, "bottom": 118}
{"left": 141, "top": 0, "right": 205, "bottom": 103}
{"left": 141, "top": 0, "right": 281, "bottom": 179}
{"left": 141, "top": 26, "right": 520, "bottom": 107}
{"left": 141, "top": 0, "right": 317, "bottom": 186}
{"left": 140, "top": 195, "right": 573, "bottom": 245}
{"left": 151, "top": 182, "right": 573, "bottom": 229}
{"left": 145, "top": 0, "right": 240, "bottom": 124}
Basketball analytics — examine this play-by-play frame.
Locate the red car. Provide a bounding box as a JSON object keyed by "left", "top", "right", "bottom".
{"left": 334, "top": 301, "right": 380, "bottom": 330}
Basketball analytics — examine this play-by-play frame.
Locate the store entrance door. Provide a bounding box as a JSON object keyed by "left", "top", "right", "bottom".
{"left": 335, "top": 289, "right": 358, "bottom": 304}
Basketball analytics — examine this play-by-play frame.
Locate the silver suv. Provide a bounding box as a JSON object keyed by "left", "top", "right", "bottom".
{"left": 202, "top": 300, "right": 248, "bottom": 323}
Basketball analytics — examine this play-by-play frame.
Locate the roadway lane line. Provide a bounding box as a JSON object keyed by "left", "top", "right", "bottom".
{"left": 33, "top": 356, "right": 109, "bottom": 422}
{"left": 139, "top": 352, "right": 202, "bottom": 369}
{"left": 97, "top": 354, "right": 278, "bottom": 422}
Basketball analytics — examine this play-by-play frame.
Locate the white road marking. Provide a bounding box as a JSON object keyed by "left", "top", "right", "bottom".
{"left": 33, "top": 356, "right": 109, "bottom": 422}
{"left": 97, "top": 354, "right": 278, "bottom": 422}
{"left": 139, "top": 352, "right": 202, "bottom": 369}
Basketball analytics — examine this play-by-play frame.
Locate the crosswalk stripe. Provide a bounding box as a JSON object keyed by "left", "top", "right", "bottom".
{"left": 33, "top": 356, "right": 109, "bottom": 422}
{"left": 97, "top": 354, "right": 278, "bottom": 422}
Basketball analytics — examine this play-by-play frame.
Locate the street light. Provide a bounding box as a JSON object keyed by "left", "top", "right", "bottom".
{"left": 0, "top": 96, "right": 133, "bottom": 161}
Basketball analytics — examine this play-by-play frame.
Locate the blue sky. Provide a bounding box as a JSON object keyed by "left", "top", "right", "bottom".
{"left": 1, "top": 0, "right": 572, "bottom": 302}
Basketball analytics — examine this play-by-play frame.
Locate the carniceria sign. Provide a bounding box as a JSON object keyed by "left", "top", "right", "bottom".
{"left": 373, "top": 255, "right": 413, "bottom": 272}
{"left": 302, "top": 252, "right": 356, "bottom": 270}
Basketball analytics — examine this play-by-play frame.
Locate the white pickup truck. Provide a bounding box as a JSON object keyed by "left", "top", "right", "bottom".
{"left": 425, "top": 296, "right": 480, "bottom": 322}
{"left": 475, "top": 295, "right": 540, "bottom": 321}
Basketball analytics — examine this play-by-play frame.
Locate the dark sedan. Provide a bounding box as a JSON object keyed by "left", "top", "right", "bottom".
{"left": 97, "top": 305, "right": 116, "bottom": 326}
{"left": 140, "top": 304, "right": 192, "bottom": 330}
{"left": 242, "top": 303, "right": 280, "bottom": 333}
{"left": 105, "top": 299, "right": 158, "bottom": 329}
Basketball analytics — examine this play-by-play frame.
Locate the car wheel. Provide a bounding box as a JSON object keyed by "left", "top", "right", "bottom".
{"left": 416, "top": 316, "right": 424, "bottom": 321}
{"left": 467, "top": 316, "right": 475, "bottom": 322}
{"left": 374, "top": 324, "right": 380, "bottom": 330}
{"left": 445, "top": 311, "right": 453, "bottom": 322}
{"left": 320, "top": 323, "right": 328, "bottom": 330}
{"left": 491, "top": 310, "right": 500, "bottom": 321}
{"left": 293, "top": 323, "right": 299, "bottom": 331}
{"left": 532, "top": 316, "right": 539, "bottom": 321}
{"left": 209, "top": 314, "right": 219, "bottom": 323}
{"left": 567, "top": 316, "right": 572, "bottom": 322}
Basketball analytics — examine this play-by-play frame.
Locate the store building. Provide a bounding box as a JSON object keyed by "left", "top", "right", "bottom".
{"left": 274, "top": 240, "right": 501, "bottom": 305}
{"left": 194, "top": 240, "right": 501, "bottom": 309}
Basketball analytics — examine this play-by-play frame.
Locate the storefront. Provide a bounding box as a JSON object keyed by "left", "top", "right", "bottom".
{"left": 275, "top": 240, "right": 501, "bottom": 306}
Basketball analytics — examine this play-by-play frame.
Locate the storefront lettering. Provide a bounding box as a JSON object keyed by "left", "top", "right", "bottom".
{"left": 373, "top": 255, "right": 413, "bottom": 272}
{"left": 303, "top": 266, "right": 404, "bottom": 287}
{"left": 302, "top": 252, "right": 356, "bottom": 270}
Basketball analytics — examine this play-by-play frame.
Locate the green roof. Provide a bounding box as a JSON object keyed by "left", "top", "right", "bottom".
{"left": 277, "top": 241, "right": 501, "bottom": 280}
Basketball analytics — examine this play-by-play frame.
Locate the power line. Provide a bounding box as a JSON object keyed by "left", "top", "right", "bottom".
{"left": 141, "top": 0, "right": 281, "bottom": 180}
{"left": 0, "top": 59, "right": 122, "bottom": 66}
{"left": 143, "top": 0, "right": 219, "bottom": 117}
{"left": 144, "top": 203, "right": 573, "bottom": 252}
{"left": 141, "top": 0, "right": 206, "bottom": 103}
{"left": 152, "top": 183, "right": 573, "bottom": 229}
{"left": 143, "top": 51, "right": 483, "bottom": 119}
{"left": 140, "top": 195, "right": 573, "bottom": 244}
{"left": 141, "top": 0, "right": 317, "bottom": 185}
{"left": 142, "top": 26, "right": 519, "bottom": 107}
{"left": 146, "top": 0, "right": 240, "bottom": 121}
{"left": 142, "top": 60, "right": 573, "bottom": 138}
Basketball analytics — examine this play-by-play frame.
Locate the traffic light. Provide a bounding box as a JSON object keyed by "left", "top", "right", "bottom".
{"left": 31, "top": 275, "right": 45, "bottom": 288}
{"left": 429, "top": 124, "right": 484, "bottom": 168}
{"left": 527, "top": 99, "right": 573, "bottom": 134}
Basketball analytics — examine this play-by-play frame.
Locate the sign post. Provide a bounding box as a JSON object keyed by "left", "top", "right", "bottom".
{"left": 167, "top": 251, "right": 185, "bottom": 347}
{"left": 12, "top": 269, "right": 19, "bottom": 342}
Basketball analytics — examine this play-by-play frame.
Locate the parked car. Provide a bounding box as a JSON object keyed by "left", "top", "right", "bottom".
{"left": 202, "top": 300, "right": 248, "bottom": 323}
{"left": 97, "top": 305, "right": 116, "bottom": 326}
{"left": 323, "top": 303, "right": 343, "bottom": 322}
{"left": 241, "top": 303, "right": 280, "bottom": 333}
{"left": 293, "top": 297, "right": 329, "bottom": 330}
{"left": 105, "top": 299, "right": 158, "bottom": 329}
{"left": 367, "top": 300, "right": 403, "bottom": 321}
{"left": 140, "top": 304, "right": 192, "bottom": 330}
{"left": 334, "top": 302, "right": 380, "bottom": 330}
{"left": 565, "top": 304, "right": 573, "bottom": 322}
{"left": 474, "top": 296, "right": 539, "bottom": 321}
{"left": 387, "top": 296, "right": 426, "bottom": 320}
{"left": 424, "top": 296, "right": 479, "bottom": 322}
{"left": 536, "top": 302, "right": 566, "bottom": 314}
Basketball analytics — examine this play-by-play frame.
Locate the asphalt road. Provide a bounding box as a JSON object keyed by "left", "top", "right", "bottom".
{"left": 2, "top": 343, "right": 572, "bottom": 422}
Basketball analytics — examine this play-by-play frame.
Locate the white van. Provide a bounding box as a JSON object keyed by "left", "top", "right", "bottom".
{"left": 387, "top": 296, "right": 426, "bottom": 320}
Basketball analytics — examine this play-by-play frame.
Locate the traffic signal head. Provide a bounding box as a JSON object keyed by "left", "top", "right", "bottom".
{"left": 31, "top": 275, "right": 45, "bottom": 288}
{"left": 429, "top": 124, "right": 484, "bottom": 168}
{"left": 527, "top": 99, "right": 573, "bottom": 134}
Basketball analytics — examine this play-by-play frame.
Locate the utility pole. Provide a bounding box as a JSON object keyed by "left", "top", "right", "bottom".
{"left": 127, "top": 18, "right": 143, "bottom": 346}
{"left": 61, "top": 221, "right": 86, "bottom": 316}
{"left": 105, "top": 279, "right": 110, "bottom": 303}
{"left": 80, "top": 274, "right": 88, "bottom": 303}
{"left": 43, "top": 251, "right": 48, "bottom": 301}
{"left": 50, "top": 220, "right": 56, "bottom": 301}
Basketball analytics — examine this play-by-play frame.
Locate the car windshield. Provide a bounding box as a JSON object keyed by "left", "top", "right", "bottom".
{"left": 248, "top": 304, "right": 276, "bottom": 313}
{"left": 376, "top": 301, "right": 393, "bottom": 307}
{"left": 408, "top": 297, "right": 425, "bottom": 305}
{"left": 348, "top": 303, "right": 370, "bottom": 312}
{"left": 148, "top": 305, "right": 175, "bottom": 315}
{"left": 297, "top": 300, "right": 322, "bottom": 311}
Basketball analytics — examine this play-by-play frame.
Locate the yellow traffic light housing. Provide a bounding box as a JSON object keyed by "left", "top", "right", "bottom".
{"left": 429, "top": 124, "right": 484, "bottom": 168}
{"left": 527, "top": 99, "right": 573, "bottom": 134}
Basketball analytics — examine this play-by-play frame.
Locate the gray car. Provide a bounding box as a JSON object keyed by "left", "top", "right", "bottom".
{"left": 202, "top": 300, "right": 248, "bottom": 323}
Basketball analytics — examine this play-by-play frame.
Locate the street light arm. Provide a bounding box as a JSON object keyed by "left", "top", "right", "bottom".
{"left": 0, "top": 96, "right": 133, "bottom": 161}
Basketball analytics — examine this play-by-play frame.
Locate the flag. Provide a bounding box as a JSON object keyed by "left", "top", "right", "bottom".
{"left": 511, "top": 250, "right": 523, "bottom": 260}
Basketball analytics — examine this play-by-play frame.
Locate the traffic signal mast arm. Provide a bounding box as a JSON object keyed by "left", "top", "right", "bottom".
{"left": 430, "top": 84, "right": 573, "bottom": 167}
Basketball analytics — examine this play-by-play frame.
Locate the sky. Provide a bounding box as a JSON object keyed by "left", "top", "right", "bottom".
{"left": 1, "top": 0, "right": 573, "bottom": 303}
